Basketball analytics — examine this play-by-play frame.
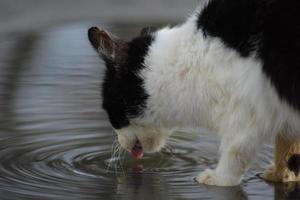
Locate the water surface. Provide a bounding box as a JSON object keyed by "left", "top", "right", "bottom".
{"left": 0, "top": 21, "right": 298, "bottom": 200}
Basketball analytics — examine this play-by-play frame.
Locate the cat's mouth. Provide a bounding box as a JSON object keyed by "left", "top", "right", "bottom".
{"left": 131, "top": 140, "right": 144, "bottom": 159}
{"left": 116, "top": 126, "right": 168, "bottom": 159}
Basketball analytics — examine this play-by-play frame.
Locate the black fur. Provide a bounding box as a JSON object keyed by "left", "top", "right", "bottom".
{"left": 288, "top": 154, "right": 300, "bottom": 176}
{"left": 198, "top": 0, "right": 300, "bottom": 110}
{"left": 198, "top": 0, "right": 266, "bottom": 57}
{"left": 101, "top": 34, "right": 154, "bottom": 129}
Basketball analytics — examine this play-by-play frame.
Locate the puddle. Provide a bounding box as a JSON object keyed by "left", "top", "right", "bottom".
{"left": 0, "top": 21, "right": 296, "bottom": 200}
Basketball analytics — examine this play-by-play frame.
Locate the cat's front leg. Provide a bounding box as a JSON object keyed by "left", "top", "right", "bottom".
{"left": 196, "top": 151, "right": 247, "bottom": 186}
{"left": 196, "top": 135, "right": 259, "bottom": 186}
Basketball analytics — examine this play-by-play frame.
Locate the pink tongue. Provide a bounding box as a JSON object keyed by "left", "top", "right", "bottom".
{"left": 131, "top": 142, "right": 144, "bottom": 159}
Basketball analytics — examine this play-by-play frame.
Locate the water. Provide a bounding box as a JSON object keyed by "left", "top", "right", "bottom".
{"left": 0, "top": 21, "right": 298, "bottom": 200}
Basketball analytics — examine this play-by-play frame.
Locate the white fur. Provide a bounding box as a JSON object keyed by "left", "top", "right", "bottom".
{"left": 117, "top": 11, "right": 300, "bottom": 186}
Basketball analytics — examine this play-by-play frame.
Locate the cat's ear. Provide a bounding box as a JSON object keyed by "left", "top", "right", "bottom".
{"left": 88, "top": 27, "right": 128, "bottom": 63}
{"left": 140, "top": 26, "right": 157, "bottom": 36}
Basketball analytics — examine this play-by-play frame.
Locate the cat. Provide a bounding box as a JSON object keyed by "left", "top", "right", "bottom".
{"left": 88, "top": 0, "right": 300, "bottom": 186}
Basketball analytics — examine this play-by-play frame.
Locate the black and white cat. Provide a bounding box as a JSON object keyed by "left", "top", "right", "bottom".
{"left": 88, "top": 0, "right": 300, "bottom": 186}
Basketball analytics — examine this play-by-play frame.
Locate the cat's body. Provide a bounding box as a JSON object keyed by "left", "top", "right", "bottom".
{"left": 88, "top": 0, "right": 300, "bottom": 186}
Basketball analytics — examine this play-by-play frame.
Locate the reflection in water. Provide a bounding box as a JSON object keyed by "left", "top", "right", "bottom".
{"left": 274, "top": 182, "right": 300, "bottom": 200}
{"left": 114, "top": 169, "right": 171, "bottom": 200}
{"left": 0, "top": 33, "right": 37, "bottom": 132}
{"left": 206, "top": 186, "right": 248, "bottom": 200}
{"left": 0, "top": 22, "right": 285, "bottom": 200}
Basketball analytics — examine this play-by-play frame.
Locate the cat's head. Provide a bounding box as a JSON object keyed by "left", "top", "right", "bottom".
{"left": 88, "top": 26, "right": 168, "bottom": 158}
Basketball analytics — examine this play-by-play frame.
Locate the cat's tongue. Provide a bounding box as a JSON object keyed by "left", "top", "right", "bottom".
{"left": 131, "top": 141, "right": 144, "bottom": 159}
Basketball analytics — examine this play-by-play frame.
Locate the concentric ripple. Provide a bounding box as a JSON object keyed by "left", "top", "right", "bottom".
{"left": 0, "top": 128, "right": 208, "bottom": 199}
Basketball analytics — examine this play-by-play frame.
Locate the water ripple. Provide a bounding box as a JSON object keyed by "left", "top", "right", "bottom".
{"left": 0, "top": 22, "right": 292, "bottom": 200}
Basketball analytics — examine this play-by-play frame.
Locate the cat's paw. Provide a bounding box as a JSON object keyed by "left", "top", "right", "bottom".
{"left": 196, "top": 169, "right": 241, "bottom": 186}
{"left": 196, "top": 169, "right": 218, "bottom": 185}
{"left": 262, "top": 164, "right": 280, "bottom": 182}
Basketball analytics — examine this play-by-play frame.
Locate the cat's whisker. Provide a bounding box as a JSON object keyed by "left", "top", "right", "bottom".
{"left": 152, "top": 151, "right": 165, "bottom": 170}
{"left": 118, "top": 147, "right": 126, "bottom": 175}
{"left": 120, "top": 147, "right": 127, "bottom": 165}
{"left": 113, "top": 144, "right": 120, "bottom": 176}
{"left": 106, "top": 137, "right": 119, "bottom": 173}
{"left": 163, "top": 142, "right": 175, "bottom": 158}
